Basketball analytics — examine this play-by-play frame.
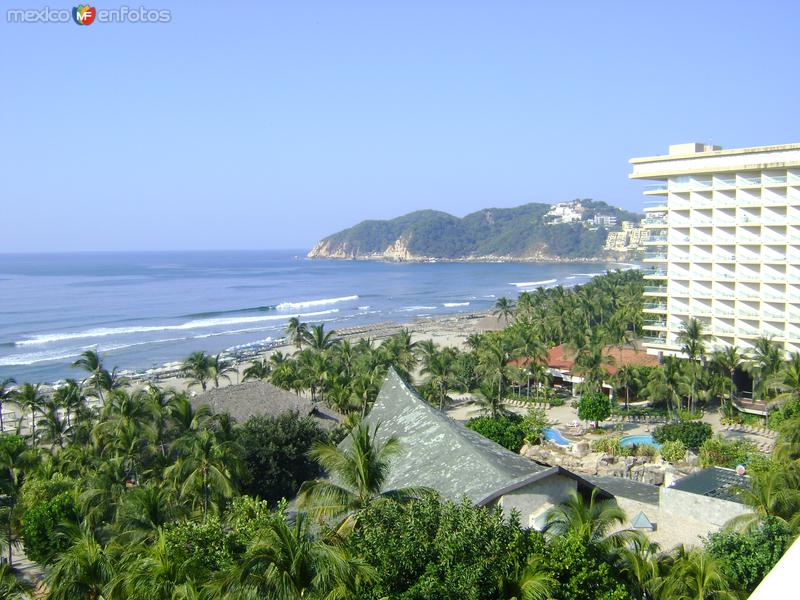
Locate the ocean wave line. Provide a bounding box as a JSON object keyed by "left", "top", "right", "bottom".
{"left": 276, "top": 295, "right": 358, "bottom": 310}
{"left": 15, "top": 309, "right": 340, "bottom": 347}
{"left": 443, "top": 302, "right": 470, "bottom": 307}
{"left": 509, "top": 279, "right": 557, "bottom": 287}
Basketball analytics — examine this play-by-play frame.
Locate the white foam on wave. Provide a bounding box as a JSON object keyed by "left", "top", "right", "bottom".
{"left": 397, "top": 305, "right": 437, "bottom": 312}
{"left": 573, "top": 272, "right": 604, "bottom": 277}
{"left": 443, "top": 302, "right": 470, "bottom": 307}
{"left": 509, "top": 279, "right": 557, "bottom": 287}
{"left": 357, "top": 305, "right": 371, "bottom": 310}
{"left": 276, "top": 295, "right": 358, "bottom": 310}
{"left": 15, "top": 309, "right": 340, "bottom": 347}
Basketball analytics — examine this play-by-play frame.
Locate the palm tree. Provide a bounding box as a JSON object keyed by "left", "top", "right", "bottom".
{"left": 478, "top": 336, "right": 515, "bottom": 405}
{"left": 543, "top": 488, "right": 628, "bottom": 550}
{"left": 286, "top": 317, "right": 308, "bottom": 350}
{"left": 209, "top": 353, "right": 236, "bottom": 388}
{"left": 242, "top": 358, "right": 272, "bottom": 382}
{"left": 726, "top": 466, "right": 800, "bottom": 533}
{"left": 167, "top": 428, "right": 239, "bottom": 518}
{"left": 572, "top": 342, "right": 614, "bottom": 397}
{"left": 772, "top": 352, "right": 800, "bottom": 406}
{"left": 14, "top": 383, "right": 46, "bottom": 445}
{"left": 646, "top": 357, "right": 690, "bottom": 416}
{"left": 421, "top": 347, "right": 458, "bottom": 410}
{"left": 297, "top": 422, "right": 430, "bottom": 528}
{"left": 677, "top": 319, "right": 711, "bottom": 412}
{"left": 51, "top": 379, "right": 86, "bottom": 428}
{"left": 710, "top": 346, "right": 744, "bottom": 408}
{"left": 0, "top": 377, "right": 16, "bottom": 433}
{"left": 746, "top": 336, "right": 784, "bottom": 404}
{"left": 38, "top": 400, "right": 72, "bottom": 449}
{"left": 108, "top": 534, "right": 190, "bottom": 600}
{"left": 44, "top": 523, "right": 115, "bottom": 600}
{"left": 71, "top": 350, "right": 108, "bottom": 400}
{"left": 304, "top": 323, "right": 337, "bottom": 352}
{"left": 210, "top": 511, "right": 376, "bottom": 599}
{"left": 663, "top": 546, "right": 736, "bottom": 600}
{"left": 182, "top": 351, "right": 212, "bottom": 391}
{"left": 493, "top": 297, "right": 516, "bottom": 323}
{"left": 500, "top": 556, "right": 555, "bottom": 600}
{"left": 115, "top": 482, "right": 185, "bottom": 542}
{"left": 613, "top": 364, "right": 640, "bottom": 412}
{"left": 0, "top": 561, "right": 32, "bottom": 600}
{"left": 615, "top": 534, "right": 665, "bottom": 600}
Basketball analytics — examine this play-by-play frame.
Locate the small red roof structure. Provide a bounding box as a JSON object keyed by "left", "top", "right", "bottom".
{"left": 511, "top": 344, "right": 659, "bottom": 375}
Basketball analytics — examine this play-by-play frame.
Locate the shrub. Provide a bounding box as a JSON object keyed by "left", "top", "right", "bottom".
{"left": 699, "top": 435, "right": 756, "bottom": 468}
{"left": 591, "top": 437, "right": 627, "bottom": 457}
{"left": 634, "top": 444, "right": 658, "bottom": 459}
{"left": 21, "top": 491, "right": 78, "bottom": 565}
{"left": 237, "top": 411, "right": 328, "bottom": 504}
{"left": 465, "top": 414, "right": 525, "bottom": 452}
{"left": 522, "top": 407, "right": 548, "bottom": 444}
{"left": 660, "top": 440, "right": 687, "bottom": 463}
{"left": 652, "top": 421, "right": 712, "bottom": 449}
{"left": 577, "top": 392, "right": 612, "bottom": 424}
{"left": 163, "top": 516, "right": 236, "bottom": 575}
{"left": 706, "top": 517, "right": 793, "bottom": 595}
{"left": 677, "top": 409, "right": 702, "bottom": 421}
{"left": 347, "top": 495, "right": 535, "bottom": 600}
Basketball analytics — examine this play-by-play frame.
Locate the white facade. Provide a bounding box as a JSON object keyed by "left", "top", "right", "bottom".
{"left": 629, "top": 143, "right": 800, "bottom": 357}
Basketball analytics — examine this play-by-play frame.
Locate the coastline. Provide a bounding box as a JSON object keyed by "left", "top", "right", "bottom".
{"left": 305, "top": 254, "right": 639, "bottom": 265}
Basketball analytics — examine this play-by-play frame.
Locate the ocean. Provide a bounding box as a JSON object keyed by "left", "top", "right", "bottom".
{"left": 0, "top": 251, "right": 626, "bottom": 383}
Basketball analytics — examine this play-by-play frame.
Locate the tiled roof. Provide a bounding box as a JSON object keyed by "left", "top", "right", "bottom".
{"left": 511, "top": 344, "right": 660, "bottom": 376}
{"left": 360, "top": 369, "right": 557, "bottom": 505}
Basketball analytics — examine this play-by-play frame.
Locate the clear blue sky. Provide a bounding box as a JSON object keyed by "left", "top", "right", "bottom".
{"left": 2, "top": 0, "right": 799, "bottom": 252}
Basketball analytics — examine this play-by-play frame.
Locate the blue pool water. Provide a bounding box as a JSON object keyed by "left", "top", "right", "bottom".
{"left": 543, "top": 427, "right": 570, "bottom": 446}
{"left": 620, "top": 434, "right": 661, "bottom": 449}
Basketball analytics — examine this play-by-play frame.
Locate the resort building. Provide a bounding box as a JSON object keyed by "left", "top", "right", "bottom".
{"left": 629, "top": 142, "right": 800, "bottom": 358}
{"left": 360, "top": 369, "right": 606, "bottom": 528}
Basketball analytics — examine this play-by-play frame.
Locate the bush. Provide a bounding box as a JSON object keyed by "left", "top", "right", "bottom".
{"left": 699, "top": 435, "right": 756, "bottom": 468}
{"left": 21, "top": 491, "right": 78, "bottom": 565}
{"left": 163, "top": 516, "right": 236, "bottom": 575}
{"left": 591, "top": 437, "right": 627, "bottom": 457}
{"left": 347, "top": 495, "right": 535, "bottom": 600}
{"left": 577, "top": 392, "right": 612, "bottom": 424}
{"left": 652, "top": 421, "right": 712, "bottom": 449}
{"left": 660, "top": 440, "right": 687, "bottom": 463}
{"left": 706, "top": 517, "right": 793, "bottom": 595}
{"left": 522, "top": 407, "right": 548, "bottom": 445}
{"left": 237, "top": 411, "right": 328, "bottom": 504}
{"left": 634, "top": 444, "right": 658, "bottom": 459}
{"left": 465, "top": 414, "right": 525, "bottom": 452}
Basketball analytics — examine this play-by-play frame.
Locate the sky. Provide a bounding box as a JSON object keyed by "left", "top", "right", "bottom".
{"left": 2, "top": 0, "right": 800, "bottom": 252}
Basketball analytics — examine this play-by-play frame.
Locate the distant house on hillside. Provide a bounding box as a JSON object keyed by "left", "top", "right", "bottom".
{"left": 357, "top": 369, "right": 609, "bottom": 528}
{"left": 511, "top": 343, "right": 660, "bottom": 398}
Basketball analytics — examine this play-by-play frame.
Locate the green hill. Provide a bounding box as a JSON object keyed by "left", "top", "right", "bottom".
{"left": 308, "top": 200, "right": 641, "bottom": 261}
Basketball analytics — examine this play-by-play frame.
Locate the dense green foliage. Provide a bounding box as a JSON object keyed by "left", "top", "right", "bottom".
{"left": 660, "top": 439, "right": 687, "bottom": 463}
{"left": 706, "top": 517, "right": 794, "bottom": 595}
{"left": 699, "top": 435, "right": 756, "bottom": 469}
{"left": 652, "top": 421, "right": 713, "bottom": 450}
{"left": 347, "top": 495, "right": 533, "bottom": 600}
{"left": 311, "top": 201, "right": 641, "bottom": 259}
{"left": 20, "top": 492, "right": 78, "bottom": 564}
{"left": 577, "top": 392, "right": 612, "bottom": 424}
{"left": 465, "top": 414, "right": 525, "bottom": 452}
{"left": 237, "top": 412, "right": 327, "bottom": 503}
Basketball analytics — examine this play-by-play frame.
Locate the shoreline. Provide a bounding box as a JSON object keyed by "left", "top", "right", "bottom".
{"left": 305, "top": 254, "right": 640, "bottom": 265}
{"left": 28, "top": 309, "right": 493, "bottom": 393}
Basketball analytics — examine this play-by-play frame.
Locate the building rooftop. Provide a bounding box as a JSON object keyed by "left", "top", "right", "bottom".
{"left": 583, "top": 475, "right": 660, "bottom": 505}
{"left": 511, "top": 344, "right": 660, "bottom": 376}
{"left": 359, "top": 369, "right": 603, "bottom": 506}
{"left": 193, "top": 380, "right": 341, "bottom": 427}
{"left": 669, "top": 467, "right": 749, "bottom": 504}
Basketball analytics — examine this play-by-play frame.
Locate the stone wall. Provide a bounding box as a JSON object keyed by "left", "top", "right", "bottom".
{"left": 659, "top": 486, "right": 751, "bottom": 529}
{"left": 498, "top": 474, "right": 577, "bottom": 528}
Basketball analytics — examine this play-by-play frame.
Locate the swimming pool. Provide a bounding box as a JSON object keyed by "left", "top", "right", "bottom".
{"left": 620, "top": 434, "right": 661, "bottom": 449}
{"left": 543, "top": 427, "right": 570, "bottom": 446}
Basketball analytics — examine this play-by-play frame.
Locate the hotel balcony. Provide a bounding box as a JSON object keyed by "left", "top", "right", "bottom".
{"left": 643, "top": 217, "right": 668, "bottom": 227}
{"left": 644, "top": 234, "right": 668, "bottom": 244}
{"left": 642, "top": 267, "right": 667, "bottom": 278}
{"left": 644, "top": 183, "right": 668, "bottom": 195}
{"left": 643, "top": 335, "right": 668, "bottom": 346}
{"left": 643, "top": 301, "right": 668, "bottom": 312}
{"left": 644, "top": 285, "right": 667, "bottom": 295}
{"left": 643, "top": 252, "right": 668, "bottom": 262}
{"left": 643, "top": 318, "right": 667, "bottom": 329}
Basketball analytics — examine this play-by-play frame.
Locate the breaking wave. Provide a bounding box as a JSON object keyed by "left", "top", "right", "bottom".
{"left": 276, "top": 295, "right": 358, "bottom": 310}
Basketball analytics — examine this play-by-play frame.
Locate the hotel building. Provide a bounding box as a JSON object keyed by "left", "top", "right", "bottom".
{"left": 629, "top": 143, "right": 800, "bottom": 357}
